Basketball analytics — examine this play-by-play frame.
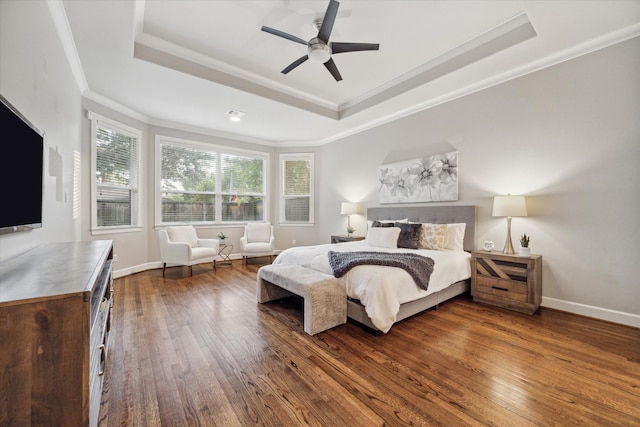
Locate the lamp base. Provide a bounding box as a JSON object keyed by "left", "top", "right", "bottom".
{"left": 503, "top": 216, "right": 516, "bottom": 255}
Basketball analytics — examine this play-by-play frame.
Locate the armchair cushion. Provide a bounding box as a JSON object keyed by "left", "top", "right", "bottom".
{"left": 246, "top": 223, "right": 272, "bottom": 243}
{"left": 167, "top": 226, "right": 199, "bottom": 248}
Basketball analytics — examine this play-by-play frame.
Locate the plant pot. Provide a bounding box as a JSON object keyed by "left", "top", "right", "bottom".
{"left": 519, "top": 247, "right": 531, "bottom": 257}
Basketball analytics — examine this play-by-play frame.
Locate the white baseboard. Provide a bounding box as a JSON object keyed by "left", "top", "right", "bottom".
{"left": 112, "top": 254, "right": 247, "bottom": 279}
{"left": 113, "top": 262, "right": 160, "bottom": 279}
{"left": 542, "top": 297, "right": 640, "bottom": 329}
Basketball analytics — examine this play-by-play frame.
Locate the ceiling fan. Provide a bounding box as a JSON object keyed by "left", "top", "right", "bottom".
{"left": 261, "top": 0, "right": 380, "bottom": 82}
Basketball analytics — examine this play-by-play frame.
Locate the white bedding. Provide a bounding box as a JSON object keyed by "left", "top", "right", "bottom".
{"left": 273, "top": 242, "right": 471, "bottom": 333}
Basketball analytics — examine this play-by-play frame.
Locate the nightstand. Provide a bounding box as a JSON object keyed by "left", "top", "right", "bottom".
{"left": 470, "top": 251, "right": 542, "bottom": 314}
{"left": 331, "top": 235, "right": 365, "bottom": 244}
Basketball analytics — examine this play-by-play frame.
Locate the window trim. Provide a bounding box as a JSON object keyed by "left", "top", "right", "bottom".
{"left": 279, "top": 152, "right": 314, "bottom": 225}
{"left": 90, "top": 112, "right": 142, "bottom": 234}
{"left": 154, "top": 135, "right": 269, "bottom": 227}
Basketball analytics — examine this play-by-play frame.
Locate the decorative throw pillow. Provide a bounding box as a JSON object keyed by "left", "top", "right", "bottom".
{"left": 367, "top": 218, "right": 408, "bottom": 230}
{"left": 372, "top": 220, "right": 395, "bottom": 228}
{"left": 394, "top": 222, "right": 422, "bottom": 250}
{"left": 365, "top": 227, "right": 401, "bottom": 249}
{"left": 418, "top": 223, "right": 448, "bottom": 250}
{"left": 444, "top": 223, "right": 466, "bottom": 251}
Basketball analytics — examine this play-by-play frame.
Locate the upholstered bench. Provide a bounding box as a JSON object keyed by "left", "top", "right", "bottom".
{"left": 257, "top": 264, "right": 346, "bottom": 335}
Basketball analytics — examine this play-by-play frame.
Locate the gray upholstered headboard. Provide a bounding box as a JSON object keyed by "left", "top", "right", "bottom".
{"left": 367, "top": 205, "right": 477, "bottom": 252}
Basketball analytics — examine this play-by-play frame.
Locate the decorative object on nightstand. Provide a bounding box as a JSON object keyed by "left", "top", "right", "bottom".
{"left": 217, "top": 232, "right": 227, "bottom": 243}
{"left": 483, "top": 240, "right": 495, "bottom": 251}
{"left": 331, "top": 235, "right": 365, "bottom": 244}
{"left": 519, "top": 233, "right": 531, "bottom": 257}
{"left": 340, "top": 202, "right": 363, "bottom": 235}
{"left": 492, "top": 194, "right": 527, "bottom": 255}
{"left": 471, "top": 250, "right": 542, "bottom": 314}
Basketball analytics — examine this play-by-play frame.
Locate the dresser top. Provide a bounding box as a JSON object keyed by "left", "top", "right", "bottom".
{"left": 0, "top": 240, "right": 113, "bottom": 306}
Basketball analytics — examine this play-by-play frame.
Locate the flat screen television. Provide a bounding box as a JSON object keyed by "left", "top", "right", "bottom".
{"left": 0, "top": 94, "right": 45, "bottom": 235}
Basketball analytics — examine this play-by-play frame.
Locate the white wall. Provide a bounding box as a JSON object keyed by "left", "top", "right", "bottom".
{"left": 318, "top": 37, "right": 640, "bottom": 324}
{"left": 0, "top": 1, "right": 82, "bottom": 262}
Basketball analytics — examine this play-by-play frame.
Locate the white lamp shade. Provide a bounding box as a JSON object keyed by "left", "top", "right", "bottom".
{"left": 492, "top": 195, "right": 527, "bottom": 217}
{"left": 340, "top": 202, "right": 362, "bottom": 215}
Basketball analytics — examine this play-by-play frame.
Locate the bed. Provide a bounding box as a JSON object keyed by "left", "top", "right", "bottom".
{"left": 271, "top": 205, "right": 477, "bottom": 333}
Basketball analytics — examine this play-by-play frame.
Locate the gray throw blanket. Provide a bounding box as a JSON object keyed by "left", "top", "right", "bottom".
{"left": 327, "top": 251, "right": 435, "bottom": 291}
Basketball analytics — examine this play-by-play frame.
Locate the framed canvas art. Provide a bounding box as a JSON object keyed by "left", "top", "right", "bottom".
{"left": 378, "top": 151, "right": 458, "bottom": 204}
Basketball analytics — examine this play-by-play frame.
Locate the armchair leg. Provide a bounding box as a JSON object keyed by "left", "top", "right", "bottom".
{"left": 163, "top": 263, "right": 166, "bottom": 277}
{"left": 190, "top": 265, "right": 193, "bottom": 276}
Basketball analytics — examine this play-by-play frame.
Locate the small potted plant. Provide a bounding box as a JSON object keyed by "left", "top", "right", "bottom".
{"left": 217, "top": 232, "right": 227, "bottom": 243}
{"left": 519, "top": 233, "right": 531, "bottom": 257}
{"left": 346, "top": 226, "right": 355, "bottom": 237}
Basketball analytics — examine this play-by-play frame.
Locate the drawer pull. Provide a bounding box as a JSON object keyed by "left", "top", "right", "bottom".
{"left": 98, "top": 344, "right": 106, "bottom": 376}
{"left": 491, "top": 285, "right": 509, "bottom": 292}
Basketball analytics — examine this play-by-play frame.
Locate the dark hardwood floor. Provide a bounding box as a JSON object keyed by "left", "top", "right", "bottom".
{"left": 99, "top": 262, "right": 640, "bottom": 426}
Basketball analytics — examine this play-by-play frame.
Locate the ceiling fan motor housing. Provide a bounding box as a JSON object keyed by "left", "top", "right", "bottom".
{"left": 308, "top": 37, "right": 331, "bottom": 63}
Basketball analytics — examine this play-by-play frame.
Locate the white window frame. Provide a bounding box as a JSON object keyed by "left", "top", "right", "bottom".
{"left": 155, "top": 135, "right": 269, "bottom": 226}
{"left": 279, "top": 153, "right": 314, "bottom": 225}
{"left": 90, "top": 112, "right": 142, "bottom": 235}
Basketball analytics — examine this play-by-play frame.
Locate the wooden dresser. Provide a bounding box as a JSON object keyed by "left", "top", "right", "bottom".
{"left": 0, "top": 240, "right": 114, "bottom": 426}
{"left": 470, "top": 250, "right": 542, "bottom": 314}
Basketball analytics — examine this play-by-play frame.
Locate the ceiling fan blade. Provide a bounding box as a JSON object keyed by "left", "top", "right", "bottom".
{"left": 317, "top": 0, "right": 340, "bottom": 43}
{"left": 282, "top": 55, "right": 309, "bottom": 74}
{"left": 331, "top": 42, "right": 380, "bottom": 54}
{"left": 323, "top": 58, "right": 342, "bottom": 82}
{"left": 261, "top": 26, "right": 308, "bottom": 46}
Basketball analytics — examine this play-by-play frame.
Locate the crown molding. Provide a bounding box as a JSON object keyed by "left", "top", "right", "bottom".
{"left": 47, "top": 0, "right": 88, "bottom": 92}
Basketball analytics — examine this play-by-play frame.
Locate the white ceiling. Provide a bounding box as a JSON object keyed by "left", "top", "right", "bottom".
{"left": 60, "top": 0, "right": 640, "bottom": 146}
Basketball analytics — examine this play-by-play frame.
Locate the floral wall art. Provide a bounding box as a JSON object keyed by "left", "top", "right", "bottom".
{"left": 378, "top": 151, "right": 458, "bottom": 203}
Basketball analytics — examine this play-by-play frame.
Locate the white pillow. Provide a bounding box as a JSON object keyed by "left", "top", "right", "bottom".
{"left": 444, "top": 223, "right": 466, "bottom": 251}
{"left": 365, "top": 227, "right": 401, "bottom": 248}
{"left": 367, "top": 218, "right": 408, "bottom": 229}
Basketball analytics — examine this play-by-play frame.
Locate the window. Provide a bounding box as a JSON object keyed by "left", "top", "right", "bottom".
{"left": 156, "top": 136, "right": 267, "bottom": 224}
{"left": 280, "top": 153, "right": 314, "bottom": 224}
{"left": 90, "top": 113, "right": 141, "bottom": 233}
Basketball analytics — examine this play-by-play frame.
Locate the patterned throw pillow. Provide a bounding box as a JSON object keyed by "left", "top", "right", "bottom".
{"left": 418, "top": 223, "right": 448, "bottom": 250}
{"left": 394, "top": 222, "right": 422, "bottom": 250}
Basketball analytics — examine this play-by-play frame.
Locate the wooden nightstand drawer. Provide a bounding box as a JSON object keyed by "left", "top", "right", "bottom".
{"left": 475, "top": 276, "right": 528, "bottom": 302}
{"left": 471, "top": 251, "right": 542, "bottom": 314}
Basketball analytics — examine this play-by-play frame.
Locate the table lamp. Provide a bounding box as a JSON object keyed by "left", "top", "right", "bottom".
{"left": 340, "top": 202, "right": 362, "bottom": 234}
{"left": 492, "top": 194, "right": 527, "bottom": 254}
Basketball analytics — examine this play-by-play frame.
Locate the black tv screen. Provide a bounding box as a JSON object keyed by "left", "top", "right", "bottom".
{"left": 0, "top": 94, "right": 44, "bottom": 234}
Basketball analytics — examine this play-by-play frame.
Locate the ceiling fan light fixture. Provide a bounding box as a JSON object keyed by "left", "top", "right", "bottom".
{"left": 308, "top": 38, "right": 331, "bottom": 63}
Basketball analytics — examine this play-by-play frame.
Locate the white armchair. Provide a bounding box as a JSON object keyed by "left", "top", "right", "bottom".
{"left": 158, "top": 226, "right": 219, "bottom": 276}
{"left": 240, "top": 222, "right": 275, "bottom": 265}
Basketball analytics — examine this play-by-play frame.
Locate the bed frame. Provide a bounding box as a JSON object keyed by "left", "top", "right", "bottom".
{"left": 347, "top": 205, "right": 477, "bottom": 331}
